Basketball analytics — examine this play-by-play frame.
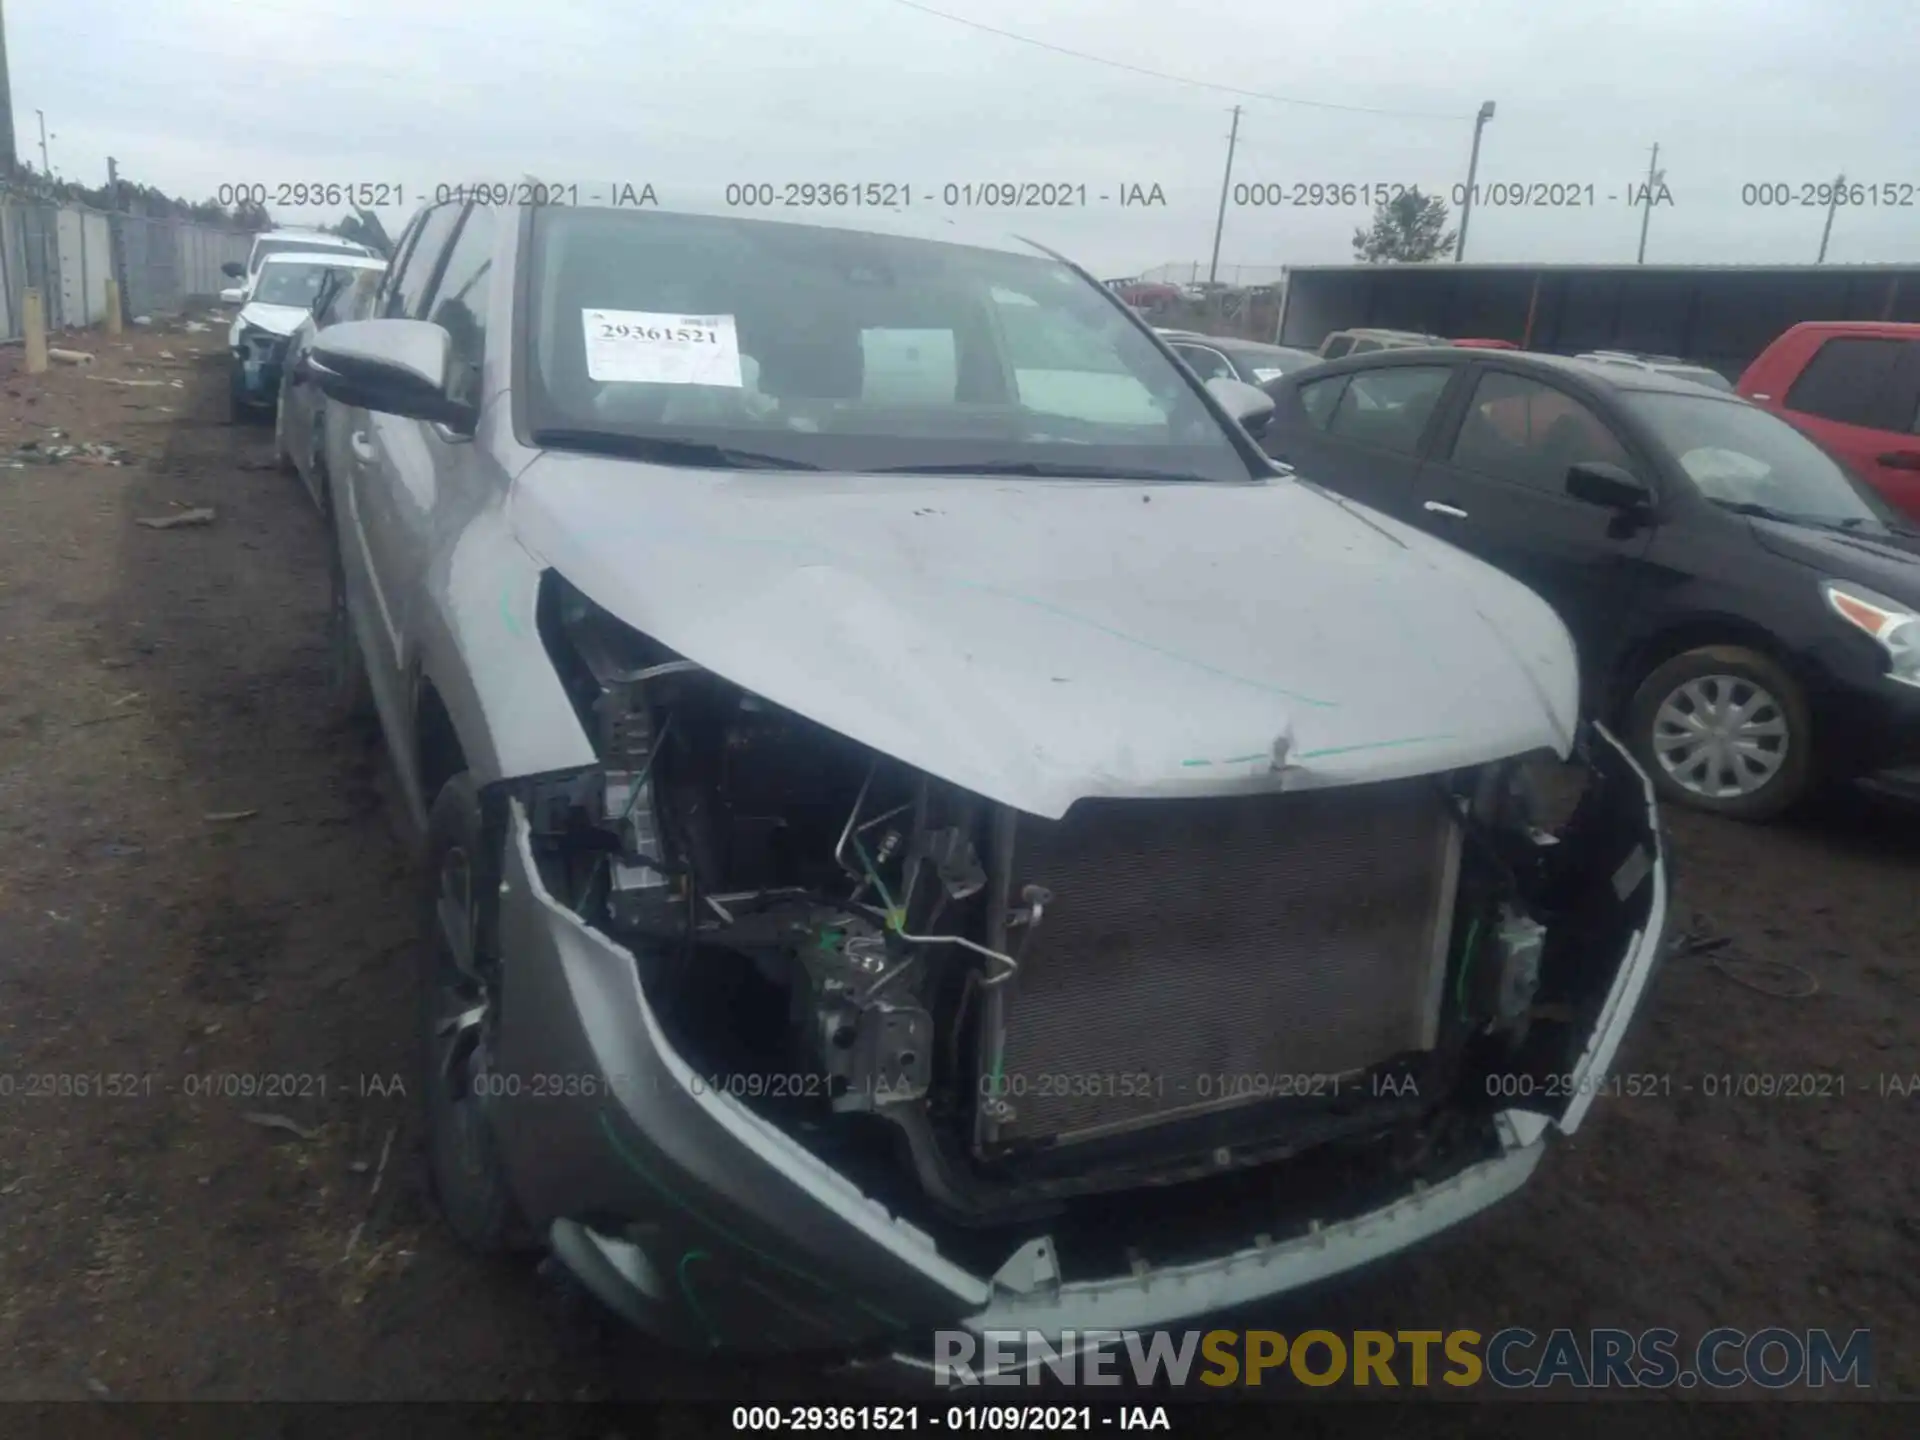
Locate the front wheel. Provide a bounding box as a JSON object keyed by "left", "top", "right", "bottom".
{"left": 419, "top": 772, "right": 533, "bottom": 1253}
{"left": 1624, "top": 645, "right": 1812, "bottom": 821}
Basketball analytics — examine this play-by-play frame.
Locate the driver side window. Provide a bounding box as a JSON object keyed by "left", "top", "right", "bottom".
{"left": 384, "top": 204, "right": 463, "bottom": 319}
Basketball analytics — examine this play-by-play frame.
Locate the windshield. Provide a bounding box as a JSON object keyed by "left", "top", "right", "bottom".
{"left": 523, "top": 207, "right": 1251, "bottom": 480}
{"left": 1655, "top": 365, "right": 1734, "bottom": 392}
{"left": 1624, "top": 391, "right": 1894, "bottom": 529}
{"left": 255, "top": 262, "right": 362, "bottom": 309}
{"left": 251, "top": 237, "right": 359, "bottom": 271}
{"left": 1234, "top": 346, "right": 1317, "bottom": 382}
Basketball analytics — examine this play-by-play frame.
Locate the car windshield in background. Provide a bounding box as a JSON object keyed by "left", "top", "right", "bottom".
{"left": 1624, "top": 391, "right": 1893, "bottom": 529}
{"left": 255, "top": 262, "right": 357, "bottom": 309}
{"left": 1234, "top": 345, "right": 1317, "bottom": 382}
{"left": 1656, "top": 365, "right": 1734, "bottom": 392}
{"left": 252, "top": 237, "right": 354, "bottom": 269}
{"left": 523, "top": 207, "right": 1252, "bottom": 480}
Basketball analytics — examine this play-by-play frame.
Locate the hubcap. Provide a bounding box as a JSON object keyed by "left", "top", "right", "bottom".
{"left": 1651, "top": 674, "right": 1789, "bottom": 799}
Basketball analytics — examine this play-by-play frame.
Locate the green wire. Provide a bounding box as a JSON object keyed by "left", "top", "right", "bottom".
{"left": 850, "top": 834, "right": 902, "bottom": 927}
{"left": 1454, "top": 914, "right": 1482, "bottom": 1018}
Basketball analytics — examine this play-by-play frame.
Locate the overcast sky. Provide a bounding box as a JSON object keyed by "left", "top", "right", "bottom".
{"left": 10, "top": 0, "right": 1914, "bottom": 276}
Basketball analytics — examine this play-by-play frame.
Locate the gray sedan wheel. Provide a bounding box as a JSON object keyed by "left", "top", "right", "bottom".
{"left": 1626, "top": 645, "right": 1812, "bottom": 821}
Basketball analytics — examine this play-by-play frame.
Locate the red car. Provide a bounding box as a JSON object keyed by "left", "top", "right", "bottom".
{"left": 1737, "top": 322, "right": 1920, "bottom": 522}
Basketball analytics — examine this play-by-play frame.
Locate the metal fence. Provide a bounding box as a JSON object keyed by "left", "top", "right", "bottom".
{"left": 0, "top": 191, "right": 252, "bottom": 341}
{"left": 1137, "top": 261, "right": 1291, "bottom": 289}
{"left": 117, "top": 211, "right": 251, "bottom": 322}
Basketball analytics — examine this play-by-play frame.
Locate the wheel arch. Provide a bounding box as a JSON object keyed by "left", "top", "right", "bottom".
{"left": 413, "top": 674, "right": 469, "bottom": 816}
{"left": 1605, "top": 614, "right": 1807, "bottom": 726}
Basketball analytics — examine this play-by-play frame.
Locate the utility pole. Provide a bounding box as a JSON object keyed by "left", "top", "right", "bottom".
{"left": 1817, "top": 171, "right": 1845, "bottom": 263}
{"left": 1636, "top": 143, "right": 1664, "bottom": 263}
{"left": 1454, "top": 100, "right": 1496, "bottom": 262}
{"left": 0, "top": 0, "right": 17, "bottom": 177}
{"left": 35, "top": 108, "right": 48, "bottom": 174}
{"left": 1207, "top": 104, "right": 1241, "bottom": 286}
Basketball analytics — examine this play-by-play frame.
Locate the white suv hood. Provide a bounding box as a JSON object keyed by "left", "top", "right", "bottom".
{"left": 235, "top": 301, "right": 311, "bottom": 338}
{"left": 508, "top": 457, "right": 1578, "bottom": 818}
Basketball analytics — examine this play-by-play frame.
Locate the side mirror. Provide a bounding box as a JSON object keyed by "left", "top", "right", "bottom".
{"left": 219, "top": 287, "right": 245, "bottom": 305}
{"left": 1566, "top": 460, "right": 1652, "bottom": 510}
{"left": 222, "top": 260, "right": 245, "bottom": 279}
{"left": 1206, "top": 376, "right": 1277, "bottom": 437}
{"left": 306, "top": 318, "right": 474, "bottom": 431}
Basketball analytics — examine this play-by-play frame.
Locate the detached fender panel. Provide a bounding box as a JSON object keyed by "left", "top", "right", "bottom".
{"left": 417, "top": 503, "right": 596, "bottom": 788}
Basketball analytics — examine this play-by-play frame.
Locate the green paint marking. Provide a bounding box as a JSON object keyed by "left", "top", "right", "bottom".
{"left": 1220, "top": 752, "right": 1267, "bottom": 764}
{"left": 1180, "top": 758, "right": 1213, "bottom": 768}
{"left": 498, "top": 580, "right": 526, "bottom": 639}
{"left": 1297, "top": 734, "right": 1453, "bottom": 760}
{"left": 596, "top": 1110, "right": 906, "bottom": 1329}
{"left": 676, "top": 1248, "right": 722, "bottom": 1350}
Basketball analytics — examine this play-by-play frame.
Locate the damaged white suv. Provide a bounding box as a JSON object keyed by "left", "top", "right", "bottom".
{"left": 304, "top": 197, "right": 1668, "bottom": 1371}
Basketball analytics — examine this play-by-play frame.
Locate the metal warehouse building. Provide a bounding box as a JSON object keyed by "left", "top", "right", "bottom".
{"left": 1276, "top": 262, "right": 1920, "bottom": 379}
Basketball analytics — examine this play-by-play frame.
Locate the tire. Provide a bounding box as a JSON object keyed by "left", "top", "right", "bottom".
{"left": 419, "top": 773, "right": 533, "bottom": 1253}
{"left": 326, "top": 539, "right": 377, "bottom": 730}
{"left": 1624, "top": 645, "right": 1812, "bottom": 821}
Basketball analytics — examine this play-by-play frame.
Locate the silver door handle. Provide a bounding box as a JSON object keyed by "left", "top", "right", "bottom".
{"left": 1424, "top": 500, "right": 1469, "bottom": 519}
{"left": 349, "top": 431, "right": 375, "bottom": 463}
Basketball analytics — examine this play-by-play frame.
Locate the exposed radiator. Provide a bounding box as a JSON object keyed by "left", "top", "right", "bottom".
{"left": 977, "top": 778, "right": 1460, "bottom": 1152}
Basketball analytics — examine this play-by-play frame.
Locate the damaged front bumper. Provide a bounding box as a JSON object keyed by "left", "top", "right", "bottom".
{"left": 231, "top": 334, "right": 288, "bottom": 407}
{"left": 485, "top": 721, "right": 1668, "bottom": 1361}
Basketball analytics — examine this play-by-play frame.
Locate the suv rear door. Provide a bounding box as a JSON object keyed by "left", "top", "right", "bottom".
{"left": 1769, "top": 333, "right": 1920, "bottom": 519}
{"left": 336, "top": 202, "right": 464, "bottom": 720}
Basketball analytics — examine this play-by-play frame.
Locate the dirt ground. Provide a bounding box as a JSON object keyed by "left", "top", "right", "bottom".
{"left": 0, "top": 323, "right": 1914, "bottom": 1415}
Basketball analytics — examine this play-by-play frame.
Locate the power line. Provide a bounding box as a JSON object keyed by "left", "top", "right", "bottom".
{"left": 880, "top": 0, "right": 1471, "bottom": 120}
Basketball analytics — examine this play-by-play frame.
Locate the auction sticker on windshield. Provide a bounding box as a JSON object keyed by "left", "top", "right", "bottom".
{"left": 582, "top": 309, "right": 743, "bottom": 386}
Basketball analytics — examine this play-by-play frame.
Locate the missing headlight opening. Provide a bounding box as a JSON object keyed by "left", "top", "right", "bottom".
{"left": 518, "top": 573, "right": 1657, "bottom": 1265}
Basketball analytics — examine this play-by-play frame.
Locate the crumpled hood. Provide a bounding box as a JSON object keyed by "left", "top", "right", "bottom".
{"left": 507, "top": 457, "right": 1579, "bottom": 818}
{"left": 233, "top": 301, "right": 310, "bottom": 341}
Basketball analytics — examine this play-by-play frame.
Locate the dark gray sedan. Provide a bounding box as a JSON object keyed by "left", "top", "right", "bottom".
{"left": 1159, "top": 330, "right": 1320, "bottom": 387}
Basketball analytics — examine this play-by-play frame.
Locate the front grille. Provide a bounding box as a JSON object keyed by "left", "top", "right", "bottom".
{"left": 979, "top": 778, "right": 1459, "bottom": 1151}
